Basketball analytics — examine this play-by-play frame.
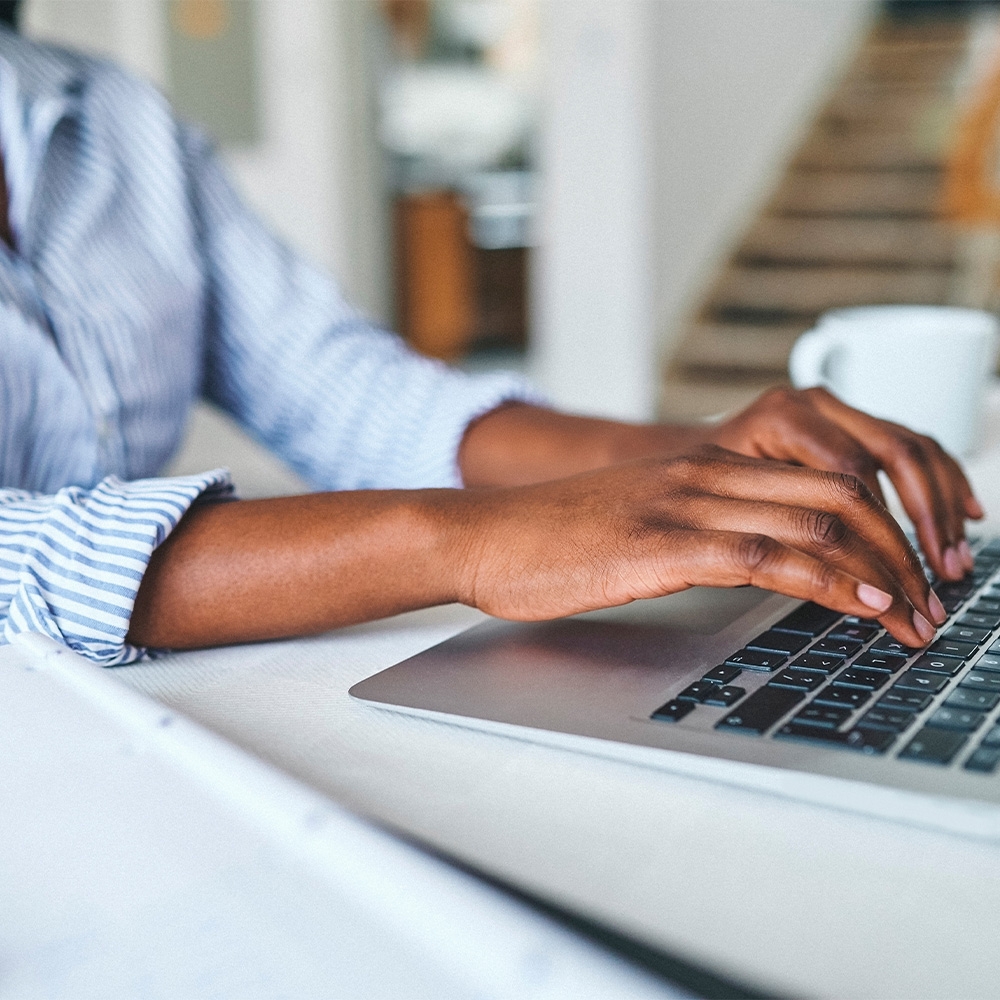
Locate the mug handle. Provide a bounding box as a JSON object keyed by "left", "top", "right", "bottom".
{"left": 789, "top": 328, "right": 837, "bottom": 390}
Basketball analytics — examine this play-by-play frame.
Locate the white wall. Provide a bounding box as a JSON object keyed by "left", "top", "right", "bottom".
{"left": 531, "top": 0, "right": 658, "bottom": 421}
{"left": 651, "top": 0, "right": 874, "bottom": 354}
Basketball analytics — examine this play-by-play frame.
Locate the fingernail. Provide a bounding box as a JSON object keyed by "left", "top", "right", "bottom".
{"left": 913, "top": 609, "right": 936, "bottom": 644}
{"left": 958, "top": 539, "right": 974, "bottom": 571}
{"left": 857, "top": 583, "right": 893, "bottom": 612}
{"left": 968, "top": 497, "right": 986, "bottom": 519}
{"left": 943, "top": 546, "right": 963, "bottom": 579}
{"left": 928, "top": 590, "right": 947, "bottom": 624}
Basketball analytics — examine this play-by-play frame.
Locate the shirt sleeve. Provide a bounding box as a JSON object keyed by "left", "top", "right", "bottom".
{"left": 181, "top": 127, "right": 542, "bottom": 491}
{"left": 0, "top": 469, "right": 232, "bottom": 666}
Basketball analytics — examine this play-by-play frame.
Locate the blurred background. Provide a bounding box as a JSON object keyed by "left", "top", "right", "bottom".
{"left": 18, "top": 0, "right": 1000, "bottom": 488}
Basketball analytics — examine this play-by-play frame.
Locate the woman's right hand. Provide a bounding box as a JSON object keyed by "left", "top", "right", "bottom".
{"left": 450, "top": 444, "right": 947, "bottom": 648}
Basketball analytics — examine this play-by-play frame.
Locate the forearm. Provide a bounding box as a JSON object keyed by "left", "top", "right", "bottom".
{"left": 127, "top": 490, "right": 467, "bottom": 649}
{"left": 458, "top": 403, "right": 709, "bottom": 487}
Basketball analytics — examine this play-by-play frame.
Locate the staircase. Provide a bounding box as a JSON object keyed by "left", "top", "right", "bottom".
{"left": 661, "top": 15, "right": 970, "bottom": 420}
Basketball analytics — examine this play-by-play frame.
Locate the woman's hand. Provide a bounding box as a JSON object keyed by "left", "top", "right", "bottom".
{"left": 695, "top": 386, "right": 982, "bottom": 583}
{"left": 453, "top": 444, "right": 946, "bottom": 648}
{"left": 460, "top": 388, "right": 983, "bottom": 583}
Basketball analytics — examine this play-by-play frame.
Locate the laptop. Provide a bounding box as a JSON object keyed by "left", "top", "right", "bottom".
{"left": 350, "top": 536, "right": 1000, "bottom": 840}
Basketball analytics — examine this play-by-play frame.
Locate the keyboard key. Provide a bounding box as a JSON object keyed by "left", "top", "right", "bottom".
{"left": 877, "top": 689, "right": 933, "bottom": 713}
{"left": 716, "top": 686, "right": 804, "bottom": 735}
{"left": 926, "top": 707, "right": 986, "bottom": 732}
{"left": 939, "top": 580, "right": 976, "bottom": 600}
{"left": 964, "top": 746, "right": 1000, "bottom": 773}
{"left": 724, "top": 648, "right": 786, "bottom": 672}
{"left": 900, "top": 728, "right": 968, "bottom": 765}
{"left": 768, "top": 668, "right": 825, "bottom": 692}
{"left": 652, "top": 699, "right": 694, "bottom": 723}
{"left": 814, "top": 686, "right": 871, "bottom": 709}
{"left": 927, "top": 638, "right": 979, "bottom": 660}
{"left": 853, "top": 650, "right": 907, "bottom": 673}
{"left": 942, "top": 626, "right": 991, "bottom": 647}
{"left": 747, "top": 630, "right": 810, "bottom": 656}
{"left": 827, "top": 623, "right": 879, "bottom": 644}
{"left": 973, "top": 652, "right": 1000, "bottom": 673}
{"left": 959, "top": 671, "right": 1000, "bottom": 694}
{"left": 834, "top": 668, "right": 889, "bottom": 691}
{"left": 703, "top": 684, "right": 745, "bottom": 707}
{"left": 970, "top": 598, "right": 1000, "bottom": 615}
{"left": 844, "top": 616, "right": 880, "bottom": 627}
{"left": 790, "top": 652, "right": 845, "bottom": 674}
{"left": 773, "top": 602, "right": 842, "bottom": 636}
{"left": 909, "top": 652, "right": 964, "bottom": 676}
{"left": 678, "top": 682, "right": 716, "bottom": 702}
{"left": 980, "top": 725, "right": 1000, "bottom": 747}
{"left": 857, "top": 707, "right": 914, "bottom": 733}
{"left": 775, "top": 723, "right": 895, "bottom": 755}
{"left": 792, "top": 704, "right": 852, "bottom": 729}
{"left": 894, "top": 670, "right": 950, "bottom": 694}
{"left": 703, "top": 663, "right": 741, "bottom": 685}
{"left": 945, "top": 688, "right": 1000, "bottom": 712}
{"left": 870, "top": 636, "right": 920, "bottom": 658}
{"left": 811, "top": 638, "right": 863, "bottom": 658}
{"left": 957, "top": 613, "right": 1000, "bottom": 631}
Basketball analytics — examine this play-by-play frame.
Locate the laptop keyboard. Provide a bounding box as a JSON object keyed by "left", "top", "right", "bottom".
{"left": 650, "top": 537, "right": 1000, "bottom": 773}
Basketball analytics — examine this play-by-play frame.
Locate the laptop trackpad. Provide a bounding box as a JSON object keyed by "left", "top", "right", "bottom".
{"left": 572, "top": 586, "right": 774, "bottom": 636}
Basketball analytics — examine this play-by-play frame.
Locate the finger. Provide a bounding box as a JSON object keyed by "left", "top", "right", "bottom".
{"left": 673, "top": 447, "right": 939, "bottom": 623}
{"left": 670, "top": 494, "right": 938, "bottom": 640}
{"left": 923, "top": 440, "right": 973, "bottom": 574}
{"left": 940, "top": 444, "right": 985, "bottom": 530}
{"left": 742, "top": 393, "right": 888, "bottom": 505}
{"left": 658, "top": 528, "right": 930, "bottom": 647}
{"left": 805, "top": 389, "right": 966, "bottom": 579}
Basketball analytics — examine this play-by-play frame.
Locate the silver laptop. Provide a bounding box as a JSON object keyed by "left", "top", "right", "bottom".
{"left": 350, "top": 537, "right": 1000, "bottom": 839}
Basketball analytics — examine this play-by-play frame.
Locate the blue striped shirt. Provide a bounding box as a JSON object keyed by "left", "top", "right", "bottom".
{"left": 0, "top": 29, "right": 535, "bottom": 664}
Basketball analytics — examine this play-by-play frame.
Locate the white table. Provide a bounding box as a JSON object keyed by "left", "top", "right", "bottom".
{"left": 111, "top": 390, "right": 1000, "bottom": 999}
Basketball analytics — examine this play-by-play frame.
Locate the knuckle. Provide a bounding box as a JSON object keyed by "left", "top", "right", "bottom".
{"left": 803, "top": 385, "right": 834, "bottom": 405}
{"left": 836, "top": 451, "right": 878, "bottom": 482}
{"left": 827, "top": 471, "right": 873, "bottom": 507}
{"left": 918, "top": 432, "right": 947, "bottom": 457}
{"left": 803, "top": 509, "right": 849, "bottom": 551}
{"left": 666, "top": 444, "right": 729, "bottom": 480}
{"left": 734, "top": 532, "right": 780, "bottom": 573}
{"left": 809, "top": 560, "right": 840, "bottom": 600}
{"left": 761, "top": 385, "right": 796, "bottom": 408}
{"left": 893, "top": 435, "right": 926, "bottom": 465}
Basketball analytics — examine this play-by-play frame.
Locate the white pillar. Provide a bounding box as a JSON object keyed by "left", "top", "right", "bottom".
{"left": 531, "top": 0, "right": 657, "bottom": 422}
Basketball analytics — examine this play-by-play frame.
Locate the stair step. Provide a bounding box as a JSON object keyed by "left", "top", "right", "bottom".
{"left": 710, "top": 265, "right": 951, "bottom": 315}
{"left": 869, "top": 20, "right": 967, "bottom": 46}
{"left": 795, "top": 129, "right": 944, "bottom": 170}
{"left": 769, "top": 170, "right": 943, "bottom": 216}
{"left": 849, "top": 45, "right": 963, "bottom": 83}
{"left": 822, "top": 92, "right": 941, "bottom": 130}
{"left": 673, "top": 322, "right": 808, "bottom": 373}
{"left": 738, "top": 216, "right": 955, "bottom": 267}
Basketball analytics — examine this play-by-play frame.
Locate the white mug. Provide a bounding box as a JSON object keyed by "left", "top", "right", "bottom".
{"left": 788, "top": 305, "right": 1000, "bottom": 456}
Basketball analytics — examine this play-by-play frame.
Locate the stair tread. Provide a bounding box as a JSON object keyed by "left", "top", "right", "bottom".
{"left": 769, "top": 170, "right": 943, "bottom": 215}
{"left": 739, "top": 216, "right": 955, "bottom": 266}
{"left": 710, "top": 265, "right": 951, "bottom": 314}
